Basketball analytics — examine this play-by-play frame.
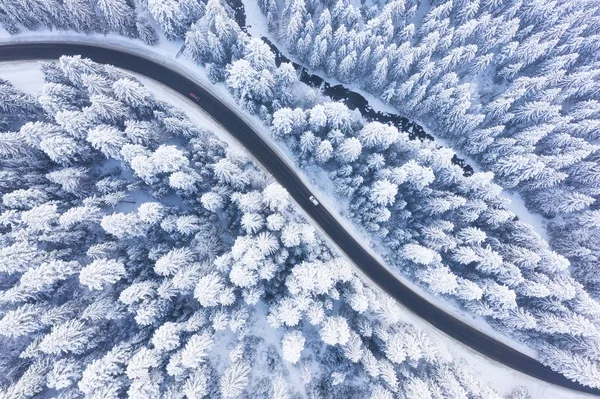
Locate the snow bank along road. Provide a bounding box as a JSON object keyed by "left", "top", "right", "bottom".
{"left": 1, "top": 42, "right": 598, "bottom": 396}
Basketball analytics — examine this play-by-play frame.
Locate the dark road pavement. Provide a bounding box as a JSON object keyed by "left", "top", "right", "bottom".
{"left": 0, "top": 42, "right": 597, "bottom": 396}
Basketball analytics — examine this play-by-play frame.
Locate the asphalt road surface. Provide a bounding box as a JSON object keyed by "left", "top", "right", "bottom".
{"left": 1, "top": 42, "right": 598, "bottom": 396}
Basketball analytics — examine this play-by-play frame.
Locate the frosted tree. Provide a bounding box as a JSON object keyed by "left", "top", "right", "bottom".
{"left": 78, "top": 344, "right": 130, "bottom": 396}
{"left": 151, "top": 145, "right": 189, "bottom": 174}
{"left": 384, "top": 332, "right": 406, "bottom": 364}
{"left": 343, "top": 332, "right": 364, "bottom": 362}
{"left": 417, "top": 266, "right": 459, "bottom": 295}
{"left": 55, "top": 109, "right": 93, "bottom": 139}
{"left": 320, "top": 316, "right": 351, "bottom": 346}
{"left": 39, "top": 135, "right": 82, "bottom": 165}
{"left": 9, "top": 260, "right": 80, "bottom": 300}
{"left": 484, "top": 282, "right": 517, "bottom": 314}
{"left": 79, "top": 259, "right": 126, "bottom": 290}
{"left": 147, "top": 0, "right": 187, "bottom": 39}
{"left": 194, "top": 273, "right": 225, "bottom": 307}
{"left": 336, "top": 137, "right": 362, "bottom": 163}
{"left": 2, "top": 188, "right": 48, "bottom": 210}
{"left": 315, "top": 140, "right": 334, "bottom": 163}
{"left": 88, "top": 94, "right": 130, "bottom": 124}
{"left": 137, "top": 202, "right": 165, "bottom": 224}
{"left": 404, "top": 377, "right": 432, "bottom": 399}
{"left": 132, "top": 15, "right": 158, "bottom": 44}
{"left": 38, "top": 319, "right": 95, "bottom": 355}
{"left": 263, "top": 183, "right": 290, "bottom": 212}
{"left": 0, "top": 360, "right": 50, "bottom": 399}
{"left": 183, "top": 368, "right": 209, "bottom": 398}
{"left": 403, "top": 244, "right": 441, "bottom": 266}
{"left": 371, "top": 58, "right": 390, "bottom": 90}
{"left": 338, "top": 51, "right": 357, "bottom": 83}
{"left": 370, "top": 179, "right": 398, "bottom": 206}
{"left": 47, "top": 358, "right": 82, "bottom": 390}
{"left": 64, "top": 0, "right": 98, "bottom": 32}
{"left": 0, "top": 241, "right": 40, "bottom": 275}
{"left": 201, "top": 191, "right": 225, "bottom": 212}
{"left": 220, "top": 361, "right": 251, "bottom": 398}
{"left": 46, "top": 166, "right": 88, "bottom": 193}
{"left": 281, "top": 330, "right": 305, "bottom": 364}
{"left": 271, "top": 376, "right": 290, "bottom": 399}
{"left": 113, "top": 78, "right": 153, "bottom": 109}
{"left": 152, "top": 322, "right": 182, "bottom": 351}
{"left": 226, "top": 59, "right": 257, "bottom": 99}
{"left": 379, "top": 360, "right": 399, "bottom": 391}
{"left": 359, "top": 122, "right": 402, "bottom": 150}
{"left": 96, "top": 0, "right": 135, "bottom": 34}
{"left": 181, "top": 331, "right": 214, "bottom": 369}
{"left": 87, "top": 124, "right": 128, "bottom": 159}
{"left": 0, "top": 304, "right": 45, "bottom": 338}
{"left": 241, "top": 212, "right": 265, "bottom": 234}
{"left": 272, "top": 107, "right": 306, "bottom": 137}
{"left": 155, "top": 248, "right": 195, "bottom": 276}
{"left": 101, "top": 212, "right": 149, "bottom": 238}
{"left": 246, "top": 37, "right": 276, "bottom": 70}
{"left": 126, "top": 347, "right": 160, "bottom": 379}
{"left": 542, "top": 345, "right": 600, "bottom": 388}
{"left": 371, "top": 385, "right": 395, "bottom": 399}
{"left": 184, "top": 0, "right": 243, "bottom": 68}
{"left": 213, "top": 159, "right": 245, "bottom": 187}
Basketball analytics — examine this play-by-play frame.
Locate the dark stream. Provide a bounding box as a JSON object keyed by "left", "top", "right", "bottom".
{"left": 225, "top": 0, "right": 473, "bottom": 175}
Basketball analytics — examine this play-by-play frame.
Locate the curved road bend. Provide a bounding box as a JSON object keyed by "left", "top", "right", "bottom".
{"left": 0, "top": 42, "right": 597, "bottom": 395}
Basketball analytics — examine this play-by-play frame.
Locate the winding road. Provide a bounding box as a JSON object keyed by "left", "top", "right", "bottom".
{"left": 0, "top": 42, "right": 597, "bottom": 396}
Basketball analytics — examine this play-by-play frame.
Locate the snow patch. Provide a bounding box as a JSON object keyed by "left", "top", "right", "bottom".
{"left": 241, "top": 0, "right": 269, "bottom": 38}
{"left": 0, "top": 61, "right": 45, "bottom": 94}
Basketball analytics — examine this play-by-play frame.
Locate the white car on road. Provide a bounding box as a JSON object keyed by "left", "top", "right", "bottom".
{"left": 309, "top": 196, "right": 320, "bottom": 206}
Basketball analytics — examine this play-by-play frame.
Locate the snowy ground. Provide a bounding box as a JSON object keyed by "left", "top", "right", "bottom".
{"left": 0, "top": 61, "right": 45, "bottom": 94}
{"left": 0, "top": 35, "right": 590, "bottom": 399}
